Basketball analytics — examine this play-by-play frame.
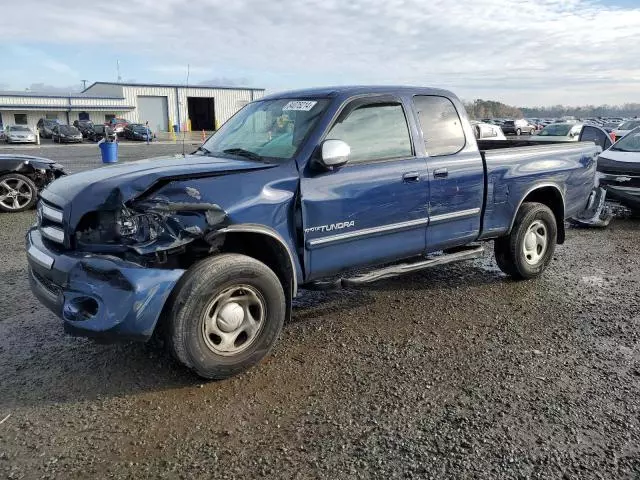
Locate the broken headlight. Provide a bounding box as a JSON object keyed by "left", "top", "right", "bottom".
{"left": 75, "top": 209, "right": 163, "bottom": 246}
{"left": 115, "top": 210, "right": 161, "bottom": 244}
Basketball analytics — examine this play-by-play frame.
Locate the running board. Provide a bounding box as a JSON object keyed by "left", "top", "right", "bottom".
{"left": 342, "top": 246, "right": 484, "bottom": 286}
{"left": 305, "top": 245, "right": 484, "bottom": 290}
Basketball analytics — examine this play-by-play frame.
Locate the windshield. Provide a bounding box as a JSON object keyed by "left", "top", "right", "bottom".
{"left": 60, "top": 126, "right": 79, "bottom": 134}
{"left": 10, "top": 126, "right": 30, "bottom": 132}
{"left": 200, "top": 98, "right": 330, "bottom": 161}
{"left": 618, "top": 120, "right": 640, "bottom": 130}
{"left": 539, "top": 124, "right": 572, "bottom": 136}
{"left": 131, "top": 124, "right": 148, "bottom": 131}
{"left": 611, "top": 128, "right": 640, "bottom": 152}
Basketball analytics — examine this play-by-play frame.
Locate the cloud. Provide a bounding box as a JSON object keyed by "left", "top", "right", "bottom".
{"left": 2, "top": 0, "right": 640, "bottom": 105}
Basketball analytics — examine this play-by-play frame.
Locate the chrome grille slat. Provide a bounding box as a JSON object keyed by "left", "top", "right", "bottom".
{"left": 37, "top": 201, "right": 65, "bottom": 244}
{"left": 41, "top": 203, "right": 63, "bottom": 222}
{"left": 41, "top": 226, "right": 65, "bottom": 243}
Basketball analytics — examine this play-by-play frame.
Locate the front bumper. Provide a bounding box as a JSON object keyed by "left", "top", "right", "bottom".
{"left": 599, "top": 173, "right": 640, "bottom": 212}
{"left": 26, "top": 228, "right": 184, "bottom": 342}
{"left": 8, "top": 138, "right": 37, "bottom": 143}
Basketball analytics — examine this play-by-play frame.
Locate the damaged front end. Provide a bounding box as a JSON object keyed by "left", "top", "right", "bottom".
{"left": 74, "top": 193, "right": 229, "bottom": 268}
{"left": 28, "top": 183, "right": 233, "bottom": 342}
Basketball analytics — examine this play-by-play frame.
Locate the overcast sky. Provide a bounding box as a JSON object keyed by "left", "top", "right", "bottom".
{"left": 1, "top": 0, "right": 639, "bottom": 106}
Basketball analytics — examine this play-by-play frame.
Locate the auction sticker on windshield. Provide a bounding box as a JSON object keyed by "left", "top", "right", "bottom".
{"left": 283, "top": 101, "right": 317, "bottom": 111}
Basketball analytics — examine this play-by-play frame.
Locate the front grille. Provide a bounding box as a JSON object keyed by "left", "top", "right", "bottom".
{"left": 37, "top": 201, "right": 65, "bottom": 245}
{"left": 30, "top": 268, "right": 62, "bottom": 297}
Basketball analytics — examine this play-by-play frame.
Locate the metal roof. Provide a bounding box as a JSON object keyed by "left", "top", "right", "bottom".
{"left": 0, "top": 105, "right": 134, "bottom": 111}
{"left": 0, "top": 90, "right": 124, "bottom": 99}
{"left": 83, "top": 81, "right": 265, "bottom": 93}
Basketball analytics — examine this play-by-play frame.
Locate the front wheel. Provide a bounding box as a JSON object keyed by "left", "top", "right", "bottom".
{"left": 530, "top": 128, "right": 536, "bottom": 135}
{"left": 516, "top": 128, "right": 522, "bottom": 136}
{"left": 163, "top": 253, "right": 286, "bottom": 380}
{"left": 494, "top": 202, "right": 557, "bottom": 280}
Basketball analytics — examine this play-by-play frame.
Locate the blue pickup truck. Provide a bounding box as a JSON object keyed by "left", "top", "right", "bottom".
{"left": 26, "top": 86, "right": 608, "bottom": 379}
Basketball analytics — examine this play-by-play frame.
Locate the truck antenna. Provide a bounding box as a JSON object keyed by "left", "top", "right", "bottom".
{"left": 182, "top": 64, "right": 190, "bottom": 157}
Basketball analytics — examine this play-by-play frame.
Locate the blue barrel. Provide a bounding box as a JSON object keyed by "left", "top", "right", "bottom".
{"left": 99, "top": 142, "right": 118, "bottom": 163}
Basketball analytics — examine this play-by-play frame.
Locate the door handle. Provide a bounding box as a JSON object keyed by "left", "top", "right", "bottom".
{"left": 433, "top": 168, "right": 448, "bottom": 179}
{"left": 402, "top": 171, "right": 421, "bottom": 183}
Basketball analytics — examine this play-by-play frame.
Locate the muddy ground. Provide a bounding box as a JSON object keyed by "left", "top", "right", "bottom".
{"left": 0, "top": 144, "right": 639, "bottom": 479}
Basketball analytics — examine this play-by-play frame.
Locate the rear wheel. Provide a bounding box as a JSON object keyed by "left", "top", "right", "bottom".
{"left": 0, "top": 173, "right": 38, "bottom": 213}
{"left": 494, "top": 202, "right": 557, "bottom": 280}
{"left": 164, "top": 253, "right": 286, "bottom": 380}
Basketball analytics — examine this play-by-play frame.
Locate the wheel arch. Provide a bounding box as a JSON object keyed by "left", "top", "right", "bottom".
{"left": 209, "top": 224, "right": 298, "bottom": 323}
{"left": 510, "top": 184, "right": 566, "bottom": 244}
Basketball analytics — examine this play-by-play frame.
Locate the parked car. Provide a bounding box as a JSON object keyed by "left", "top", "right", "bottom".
{"left": 0, "top": 154, "right": 65, "bottom": 212}
{"left": 27, "top": 85, "right": 602, "bottom": 380}
{"left": 471, "top": 121, "right": 506, "bottom": 140}
{"left": 596, "top": 127, "right": 640, "bottom": 214}
{"left": 107, "top": 118, "right": 129, "bottom": 136}
{"left": 73, "top": 120, "right": 94, "bottom": 138}
{"left": 612, "top": 120, "right": 640, "bottom": 142}
{"left": 51, "top": 125, "right": 83, "bottom": 143}
{"left": 37, "top": 119, "right": 59, "bottom": 139}
{"left": 4, "top": 125, "right": 37, "bottom": 144}
{"left": 602, "top": 121, "right": 622, "bottom": 133}
{"left": 87, "top": 124, "right": 117, "bottom": 142}
{"left": 529, "top": 123, "right": 584, "bottom": 141}
{"left": 123, "top": 123, "right": 153, "bottom": 141}
{"left": 501, "top": 119, "right": 536, "bottom": 136}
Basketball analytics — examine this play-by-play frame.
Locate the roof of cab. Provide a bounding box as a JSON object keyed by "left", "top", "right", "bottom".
{"left": 261, "top": 85, "right": 456, "bottom": 101}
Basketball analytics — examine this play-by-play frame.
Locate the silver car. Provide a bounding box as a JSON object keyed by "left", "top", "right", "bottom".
{"left": 4, "top": 125, "right": 37, "bottom": 144}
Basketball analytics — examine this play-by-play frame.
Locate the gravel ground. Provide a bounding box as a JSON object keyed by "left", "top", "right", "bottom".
{"left": 0, "top": 145, "right": 639, "bottom": 479}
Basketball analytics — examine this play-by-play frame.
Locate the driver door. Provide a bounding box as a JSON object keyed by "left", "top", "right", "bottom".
{"left": 300, "top": 97, "right": 429, "bottom": 280}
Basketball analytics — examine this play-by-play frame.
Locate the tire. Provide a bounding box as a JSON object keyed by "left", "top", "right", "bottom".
{"left": 163, "top": 253, "right": 286, "bottom": 380}
{"left": 0, "top": 173, "right": 38, "bottom": 213}
{"left": 516, "top": 128, "right": 521, "bottom": 136}
{"left": 494, "top": 202, "right": 557, "bottom": 280}
{"left": 530, "top": 128, "right": 535, "bottom": 135}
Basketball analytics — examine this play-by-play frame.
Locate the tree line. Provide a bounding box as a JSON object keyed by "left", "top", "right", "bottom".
{"left": 464, "top": 99, "right": 640, "bottom": 120}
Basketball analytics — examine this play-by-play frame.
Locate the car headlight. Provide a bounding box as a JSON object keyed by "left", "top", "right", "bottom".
{"left": 116, "top": 210, "right": 161, "bottom": 243}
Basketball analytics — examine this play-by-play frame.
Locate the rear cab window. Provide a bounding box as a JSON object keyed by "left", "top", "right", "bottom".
{"left": 325, "top": 101, "right": 413, "bottom": 163}
{"left": 413, "top": 96, "right": 466, "bottom": 156}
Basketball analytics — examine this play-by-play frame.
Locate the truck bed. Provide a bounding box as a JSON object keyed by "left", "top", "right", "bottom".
{"left": 477, "top": 141, "right": 600, "bottom": 240}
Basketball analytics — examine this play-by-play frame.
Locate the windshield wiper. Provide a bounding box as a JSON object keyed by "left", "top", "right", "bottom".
{"left": 194, "top": 145, "right": 212, "bottom": 155}
{"left": 222, "top": 148, "right": 264, "bottom": 161}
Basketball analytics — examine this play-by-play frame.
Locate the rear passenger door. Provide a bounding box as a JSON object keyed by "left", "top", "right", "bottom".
{"left": 300, "top": 97, "right": 429, "bottom": 280}
{"left": 413, "top": 95, "right": 485, "bottom": 251}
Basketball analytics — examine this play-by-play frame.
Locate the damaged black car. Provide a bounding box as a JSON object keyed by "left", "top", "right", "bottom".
{"left": 0, "top": 155, "right": 66, "bottom": 213}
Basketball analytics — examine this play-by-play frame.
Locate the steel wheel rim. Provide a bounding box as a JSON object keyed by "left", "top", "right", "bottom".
{"left": 523, "top": 220, "right": 548, "bottom": 265}
{"left": 201, "top": 285, "right": 266, "bottom": 356}
{"left": 0, "top": 178, "right": 32, "bottom": 210}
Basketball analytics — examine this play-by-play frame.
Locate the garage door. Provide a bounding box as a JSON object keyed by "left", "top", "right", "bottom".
{"left": 137, "top": 96, "right": 169, "bottom": 132}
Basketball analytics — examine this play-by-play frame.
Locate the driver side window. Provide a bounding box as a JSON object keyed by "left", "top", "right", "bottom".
{"left": 326, "top": 103, "right": 413, "bottom": 163}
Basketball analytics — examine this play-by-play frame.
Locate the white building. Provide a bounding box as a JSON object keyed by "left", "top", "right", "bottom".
{"left": 0, "top": 82, "right": 265, "bottom": 133}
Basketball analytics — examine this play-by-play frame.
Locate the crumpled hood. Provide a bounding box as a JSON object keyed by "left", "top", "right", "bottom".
{"left": 42, "top": 154, "right": 275, "bottom": 203}
{"left": 41, "top": 154, "right": 277, "bottom": 223}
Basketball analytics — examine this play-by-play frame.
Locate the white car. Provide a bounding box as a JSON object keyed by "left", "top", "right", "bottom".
{"left": 471, "top": 121, "right": 506, "bottom": 140}
{"left": 529, "top": 123, "right": 584, "bottom": 142}
{"left": 612, "top": 119, "right": 640, "bottom": 142}
{"left": 4, "top": 125, "right": 37, "bottom": 144}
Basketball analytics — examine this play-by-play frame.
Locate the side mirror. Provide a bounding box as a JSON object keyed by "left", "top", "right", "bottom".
{"left": 317, "top": 139, "right": 350, "bottom": 170}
